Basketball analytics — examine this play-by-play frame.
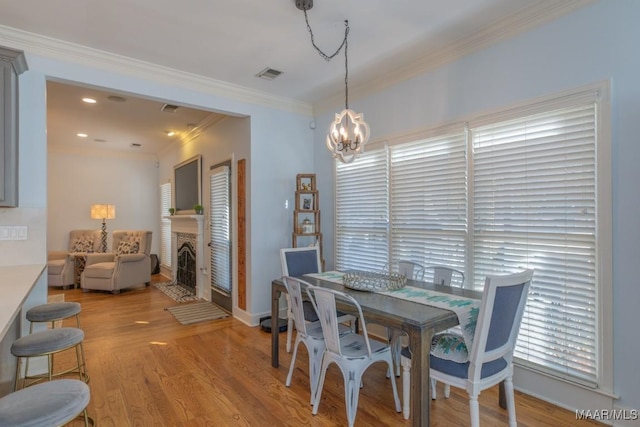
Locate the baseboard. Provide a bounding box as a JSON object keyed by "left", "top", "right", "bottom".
{"left": 514, "top": 365, "right": 619, "bottom": 425}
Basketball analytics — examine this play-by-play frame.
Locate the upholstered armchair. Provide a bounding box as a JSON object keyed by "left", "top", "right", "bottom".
{"left": 47, "top": 229, "right": 102, "bottom": 288}
{"left": 81, "top": 230, "right": 152, "bottom": 294}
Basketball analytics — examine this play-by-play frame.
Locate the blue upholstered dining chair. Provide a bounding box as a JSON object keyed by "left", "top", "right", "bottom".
{"left": 307, "top": 285, "right": 401, "bottom": 427}
{"left": 400, "top": 269, "right": 533, "bottom": 426}
{"left": 280, "top": 246, "right": 355, "bottom": 353}
{"left": 282, "top": 276, "right": 352, "bottom": 405}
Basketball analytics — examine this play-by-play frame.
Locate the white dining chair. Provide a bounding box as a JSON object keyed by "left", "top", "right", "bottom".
{"left": 383, "top": 260, "right": 426, "bottom": 281}
{"left": 400, "top": 269, "right": 533, "bottom": 425}
{"left": 424, "top": 265, "right": 465, "bottom": 287}
{"left": 382, "top": 260, "right": 426, "bottom": 377}
{"left": 422, "top": 265, "right": 465, "bottom": 399}
{"left": 281, "top": 276, "right": 352, "bottom": 404}
{"left": 307, "top": 285, "right": 401, "bottom": 427}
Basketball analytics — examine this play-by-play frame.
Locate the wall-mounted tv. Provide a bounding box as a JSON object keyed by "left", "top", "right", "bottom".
{"left": 173, "top": 155, "right": 202, "bottom": 213}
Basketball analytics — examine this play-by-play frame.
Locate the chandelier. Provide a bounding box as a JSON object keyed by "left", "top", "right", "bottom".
{"left": 296, "top": 0, "right": 370, "bottom": 163}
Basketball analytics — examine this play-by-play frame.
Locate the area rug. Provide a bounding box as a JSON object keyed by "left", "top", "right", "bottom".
{"left": 153, "top": 281, "right": 199, "bottom": 303}
{"left": 166, "top": 301, "right": 229, "bottom": 325}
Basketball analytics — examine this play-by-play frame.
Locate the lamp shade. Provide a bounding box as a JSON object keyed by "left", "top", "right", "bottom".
{"left": 90, "top": 204, "right": 116, "bottom": 220}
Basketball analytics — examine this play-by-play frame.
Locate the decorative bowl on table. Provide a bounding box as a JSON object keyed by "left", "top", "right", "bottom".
{"left": 343, "top": 270, "right": 407, "bottom": 292}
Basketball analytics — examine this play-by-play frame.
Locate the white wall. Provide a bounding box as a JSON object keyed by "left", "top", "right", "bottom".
{"left": 48, "top": 148, "right": 160, "bottom": 254}
{"left": 314, "top": 0, "right": 639, "bottom": 416}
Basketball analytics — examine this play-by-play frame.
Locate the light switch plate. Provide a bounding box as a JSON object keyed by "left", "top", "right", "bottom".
{"left": 0, "top": 226, "right": 28, "bottom": 240}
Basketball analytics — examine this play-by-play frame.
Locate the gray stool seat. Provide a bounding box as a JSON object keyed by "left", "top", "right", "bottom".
{"left": 0, "top": 379, "right": 90, "bottom": 427}
{"left": 26, "top": 302, "right": 81, "bottom": 323}
{"left": 11, "top": 328, "right": 84, "bottom": 357}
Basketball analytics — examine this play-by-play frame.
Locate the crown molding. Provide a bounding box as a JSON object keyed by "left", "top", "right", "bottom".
{"left": 0, "top": 25, "right": 313, "bottom": 117}
{"left": 312, "top": 0, "right": 596, "bottom": 114}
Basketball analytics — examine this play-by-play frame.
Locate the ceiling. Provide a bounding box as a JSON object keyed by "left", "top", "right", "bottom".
{"left": 0, "top": 0, "right": 594, "bottom": 154}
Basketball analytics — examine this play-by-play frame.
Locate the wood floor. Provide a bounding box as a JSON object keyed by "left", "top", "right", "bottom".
{"left": 49, "top": 276, "right": 601, "bottom": 427}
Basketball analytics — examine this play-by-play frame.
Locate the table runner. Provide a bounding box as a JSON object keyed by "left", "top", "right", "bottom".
{"left": 305, "top": 271, "right": 480, "bottom": 362}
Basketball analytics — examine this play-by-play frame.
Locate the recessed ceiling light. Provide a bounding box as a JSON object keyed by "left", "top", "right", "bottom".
{"left": 82, "top": 97, "right": 97, "bottom": 104}
{"left": 77, "top": 133, "right": 88, "bottom": 138}
{"left": 166, "top": 131, "right": 175, "bottom": 137}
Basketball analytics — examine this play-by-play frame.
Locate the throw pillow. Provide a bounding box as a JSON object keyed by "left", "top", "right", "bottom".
{"left": 116, "top": 240, "right": 140, "bottom": 256}
{"left": 71, "top": 237, "right": 93, "bottom": 253}
{"left": 430, "top": 332, "right": 469, "bottom": 363}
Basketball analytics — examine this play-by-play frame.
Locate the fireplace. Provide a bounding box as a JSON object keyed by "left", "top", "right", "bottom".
{"left": 176, "top": 234, "right": 197, "bottom": 293}
{"left": 167, "top": 215, "right": 209, "bottom": 301}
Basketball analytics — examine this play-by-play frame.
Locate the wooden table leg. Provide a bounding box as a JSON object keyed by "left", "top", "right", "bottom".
{"left": 271, "top": 285, "right": 281, "bottom": 368}
{"left": 408, "top": 326, "right": 431, "bottom": 427}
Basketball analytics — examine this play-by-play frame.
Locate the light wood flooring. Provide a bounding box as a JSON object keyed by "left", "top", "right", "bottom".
{"left": 48, "top": 276, "right": 601, "bottom": 426}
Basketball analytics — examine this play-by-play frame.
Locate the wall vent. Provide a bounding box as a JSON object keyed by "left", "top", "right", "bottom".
{"left": 161, "top": 104, "right": 179, "bottom": 113}
{"left": 256, "top": 67, "right": 283, "bottom": 80}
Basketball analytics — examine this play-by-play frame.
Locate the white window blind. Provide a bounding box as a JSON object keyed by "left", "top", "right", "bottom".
{"left": 209, "top": 165, "right": 231, "bottom": 293}
{"left": 334, "top": 86, "right": 607, "bottom": 388}
{"left": 160, "top": 182, "right": 172, "bottom": 268}
{"left": 390, "top": 132, "right": 467, "bottom": 273}
{"left": 472, "top": 102, "right": 598, "bottom": 385}
{"left": 335, "top": 146, "right": 389, "bottom": 271}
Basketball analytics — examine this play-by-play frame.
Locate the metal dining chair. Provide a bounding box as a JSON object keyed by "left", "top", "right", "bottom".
{"left": 422, "top": 265, "right": 465, "bottom": 398}
{"left": 382, "top": 260, "right": 426, "bottom": 377}
{"left": 307, "top": 285, "right": 401, "bottom": 427}
{"left": 281, "top": 276, "right": 352, "bottom": 404}
{"left": 423, "top": 265, "right": 465, "bottom": 287}
{"left": 400, "top": 269, "right": 533, "bottom": 425}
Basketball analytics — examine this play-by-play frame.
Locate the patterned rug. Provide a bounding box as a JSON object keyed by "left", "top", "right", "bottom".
{"left": 153, "top": 281, "right": 199, "bottom": 303}
{"left": 166, "top": 301, "right": 229, "bottom": 325}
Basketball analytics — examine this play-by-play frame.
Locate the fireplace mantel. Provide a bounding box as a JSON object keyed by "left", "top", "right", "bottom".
{"left": 167, "top": 215, "right": 208, "bottom": 300}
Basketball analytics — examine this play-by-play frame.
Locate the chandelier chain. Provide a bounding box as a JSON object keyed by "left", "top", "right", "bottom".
{"left": 303, "top": 10, "right": 350, "bottom": 108}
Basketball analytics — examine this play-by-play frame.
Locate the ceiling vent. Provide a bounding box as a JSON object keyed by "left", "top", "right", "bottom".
{"left": 256, "top": 67, "right": 283, "bottom": 80}
{"left": 130, "top": 143, "right": 142, "bottom": 148}
{"left": 107, "top": 95, "right": 126, "bottom": 103}
{"left": 161, "top": 104, "right": 179, "bottom": 113}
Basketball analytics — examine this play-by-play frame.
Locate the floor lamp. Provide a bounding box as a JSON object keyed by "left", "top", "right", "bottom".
{"left": 90, "top": 204, "right": 116, "bottom": 252}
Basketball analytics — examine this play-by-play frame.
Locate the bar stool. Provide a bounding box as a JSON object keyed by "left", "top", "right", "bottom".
{"left": 11, "top": 327, "right": 89, "bottom": 390}
{"left": 26, "top": 301, "right": 82, "bottom": 332}
{"left": 0, "top": 379, "right": 93, "bottom": 426}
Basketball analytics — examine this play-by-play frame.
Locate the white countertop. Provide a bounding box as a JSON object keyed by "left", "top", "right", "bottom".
{"left": 0, "top": 264, "right": 46, "bottom": 340}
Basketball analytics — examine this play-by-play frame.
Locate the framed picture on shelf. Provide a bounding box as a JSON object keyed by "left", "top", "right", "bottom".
{"left": 303, "top": 197, "right": 312, "bottom": 210}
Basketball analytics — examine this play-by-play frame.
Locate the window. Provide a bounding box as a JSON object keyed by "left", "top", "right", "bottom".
{"left": 160, "top": 182, "right": 172, "bottom": 268}
{"left": 390, "top": 130, "right": 467, "bottom": 272}
{"left": 335, "top": 146, "right": 389, "bottom": 272}
{"left": 334, "top": 84, "right": 610, "bottom": 389}
{"left": 209, "top": 165, "right": 231, "bottom": 293}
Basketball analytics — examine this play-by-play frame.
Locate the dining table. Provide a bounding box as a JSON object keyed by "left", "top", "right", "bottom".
{"left": 271, "top": 271, "right": 483, "bottom": 427}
